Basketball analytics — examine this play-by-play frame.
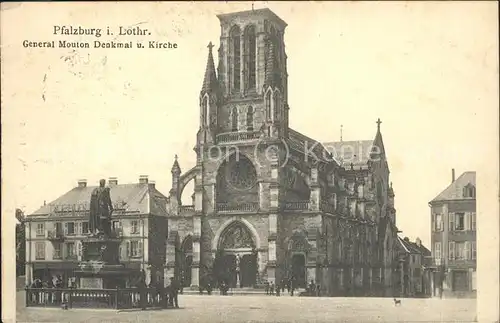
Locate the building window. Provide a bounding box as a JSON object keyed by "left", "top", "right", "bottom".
{"left": 471, "top": 270, "right": 477, "bottom": 290}
{"left": 245, "top": 25, "right": 256, "bottom": 90}
{"left": 273, "top": 91, "right": 280, "bottom": 121}
{"left": 82, "top": 222, "right": 89, "bottom": 234}
{"left": 230, "top": 26, "right": 241, "bottom": 92}
{"left": 66, "top": 242, "right": 76, "bottom": 259}
{"left": 471, "top": 212, "right": 476, "bottom": 231}
{"left": 471, "top": 242, "right": 476, "bottom": 260}
{"left": 265, "top": 90, "right": 272, "bottom": 120}
{"left": 131, "top": 220, "right": 139, "bottom": 234}
{"left": 231, "top": 107, "right": 238, "bottom": 132}
{"left": 434, "top": 242, "right": 441, "bottom": 260}
{"left": 36, "top": 223, "right": 45, "bottom": 236}
{"left": 454, "top": 213, "right": 465, "bottom": 231}
{"left": 128, "top": 240, "right": 143, "bottom": 258}
{"left": 65, "top": 222, "right": 75, "bottom": 235}
{"left": 53, "top": 243, "right": 62, "bottom": 259}
{"left": 202, "top": 95, "right": 209, "bottom": 126}
{"left": 35, "top": 242, "right": 45, "bottom": 260}
{"left": 463, "top": 184, "right": 476, "bottom": 198}
{"left": 246, "top": 106, "right": 254, "bottom": 131}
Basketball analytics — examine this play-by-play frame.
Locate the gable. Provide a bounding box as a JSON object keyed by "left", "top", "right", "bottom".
{"left": 431, "top": 171, "right": 476, "bottom": 203}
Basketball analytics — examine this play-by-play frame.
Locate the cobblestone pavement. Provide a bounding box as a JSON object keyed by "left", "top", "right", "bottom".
{"left": 17, "top": 291, "right": 476, "bottom": 323}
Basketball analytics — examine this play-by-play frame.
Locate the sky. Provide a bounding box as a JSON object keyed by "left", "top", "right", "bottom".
{"left": 2, "top": 1, "right": 498, "bottom": 248}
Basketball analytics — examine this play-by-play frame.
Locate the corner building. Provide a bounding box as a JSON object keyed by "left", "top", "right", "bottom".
{"left": 166, "top": 8, "right": 400, "bottom": 297}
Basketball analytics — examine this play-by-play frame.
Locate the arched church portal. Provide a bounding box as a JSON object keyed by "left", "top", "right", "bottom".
{"left": 180, "top": 236, "right": 193, "bottom": 287}
{"left": 287, "top": 234, "right": 309, "bottom": 288}
{"left": 215, "top": 221, "right": 257, "bottom": 288}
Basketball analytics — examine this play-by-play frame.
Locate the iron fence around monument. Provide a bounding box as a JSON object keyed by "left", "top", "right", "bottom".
{"left": 25, "top": 287, "right": 165, "bottom": 309}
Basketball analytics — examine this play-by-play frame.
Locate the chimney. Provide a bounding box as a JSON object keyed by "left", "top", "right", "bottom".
{"left": 452, "top": 168, "right": 455, "bottom": 183}
{"left": 404, "top": 237, "right": 410, "bottom": 242}
{"left": 77, "top": 179, "right": 87, "bottom": 188}
{"left": 416, "top": 237, "right": 422, "bottom": 247}
{"left": 139, "top": 175, "right": 149, "bottom": 184}
{"left": 149, "top": 180, "right": 156, "bottom": 189}
{"left": 109, "top": 177, "right": 118, "bottom": 186}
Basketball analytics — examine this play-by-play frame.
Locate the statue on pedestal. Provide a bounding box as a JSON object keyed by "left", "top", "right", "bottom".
{"left": 89, "top": 179, "right": 114, "bottom": 238}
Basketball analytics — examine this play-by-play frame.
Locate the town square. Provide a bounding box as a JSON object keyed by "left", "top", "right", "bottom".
{"left": 3, "top": 2, "right": 498, "bottom": 323}
{"left": 17, "top": 291, "right": 476, "bottom": 323}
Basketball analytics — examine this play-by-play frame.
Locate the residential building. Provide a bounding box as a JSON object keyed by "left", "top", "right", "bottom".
{"left": 396, "top": 236, "right": 432, "bottom": 297}
{"left": 24, "top": 176, "right": 169, "bottom": 288}
{"left": 165, "top": 8, "right": 401, "bottom": 297}
{"left": 429, "top": 170, "right": 476, "bottom": 298}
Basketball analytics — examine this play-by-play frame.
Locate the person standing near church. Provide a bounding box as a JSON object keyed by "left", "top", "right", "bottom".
{"left": 169, "top": 277, "right": 180, "bottom": 308}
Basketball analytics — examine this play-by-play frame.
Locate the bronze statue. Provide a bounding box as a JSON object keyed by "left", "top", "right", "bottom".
{"left": 89, "top": 179, "right": 114, "bottom": 237}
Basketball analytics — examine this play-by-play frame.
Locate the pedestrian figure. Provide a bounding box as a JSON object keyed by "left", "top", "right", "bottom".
{"left": 270, "top": 282, "right": 275, "bottom": 295}
{"left": 169, "top": 277, "right": 180, "bottom": 308}
{"left": 316, "top": 284, "right": 321, "bottom": 297}
{"left": 265, "top": 281, "right": 269, "bottom": 295}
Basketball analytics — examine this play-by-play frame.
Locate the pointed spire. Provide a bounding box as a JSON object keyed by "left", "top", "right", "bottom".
{"left": 265, "top": 37, "right": 276, "bottom": 87}
{"left": 340, "top": 124, "right": 343, "bottom": 142}
{"left": 171, "top": 154, "right": 181, "bottom": 174}
{"left": 201, "top": 42, "right": 218, "bottom": 94}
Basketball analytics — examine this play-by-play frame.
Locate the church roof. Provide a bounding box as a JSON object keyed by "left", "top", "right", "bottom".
{"left": 327, "top": 140, "right": 376, "bottom": 169}
{"left": 430, "top": 171, "right": 476, "bottom": 203}
{"left": 29, "top": 182, "right": 168, "bottom": 217}
{"left": 287, "top": 128, "right": 334, "bottom": 163}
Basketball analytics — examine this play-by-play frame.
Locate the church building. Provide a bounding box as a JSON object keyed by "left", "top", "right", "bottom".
{"left": 165, "top": 8, "right": 400, "bottom": 297}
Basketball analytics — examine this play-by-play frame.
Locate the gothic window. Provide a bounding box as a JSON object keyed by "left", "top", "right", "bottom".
{"left": 265, "top": 90, "right": 272, "bottom": 120}
{"left": 246, "top": 106, "right": 254, "bottom": 131}
{"left": 245, "top": 25, "right": 256, "bottom": 90}
{"left": 231, "top": 107, "right": 238, "bottom": 132}
{"left": 226, "top": 156, "right": 257, "bottom": 190}
{"left": 230, "top": 26, "right": 241, "bottom": 93}
{"left": 202, "top": 95, "right": 209, "bottom": 126}
{"left": 273, "top": 91, "right": 280, "bottom": 121}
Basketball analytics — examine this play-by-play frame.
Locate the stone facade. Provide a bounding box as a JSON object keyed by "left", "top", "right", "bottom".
{"left": 429, "top": 170, "right": 476, "bottom": 298}
{"left": 166, "top": 8, "right": 401, "bottom": 297}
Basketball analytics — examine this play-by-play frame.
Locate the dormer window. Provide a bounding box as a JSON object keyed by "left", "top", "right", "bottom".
{"left": 463, "top": 184, "right": 476, "bottom": 198}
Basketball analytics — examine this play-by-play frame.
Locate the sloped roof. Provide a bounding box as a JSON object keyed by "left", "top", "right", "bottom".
{"left": 287, "top": 129, "right": 334, "bottom": 163}
{"left": 30, "top": 183, "right": 168, "bottom": 216}
{"left": 430, "top": 171, "right": 476, "bottom": 203}
{"left": 397, "top": 236, "right": 431, "bottom": 256}
{"left": 327, "top": 140, "right": 376, "bottom": 168}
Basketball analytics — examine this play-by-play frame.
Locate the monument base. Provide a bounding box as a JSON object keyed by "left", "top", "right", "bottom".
{"left": 75, "top": 237, "right": 142, "bottom": 289}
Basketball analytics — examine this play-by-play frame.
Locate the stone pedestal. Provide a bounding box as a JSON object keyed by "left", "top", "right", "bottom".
{"left": 75, "top": 237, "right": 140, "bottom": 289}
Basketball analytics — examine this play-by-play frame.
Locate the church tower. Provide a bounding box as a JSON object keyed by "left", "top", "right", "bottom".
{"left": 215, "top": 8, "right": 289, "bottom": 138}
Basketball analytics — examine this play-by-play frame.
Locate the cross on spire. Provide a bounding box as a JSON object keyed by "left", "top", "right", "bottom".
{"left": 376, "top": 118, "right": 382, "bottom": 132}
{"left": 207, "top": 41, "right": 214, "bottom": 51}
